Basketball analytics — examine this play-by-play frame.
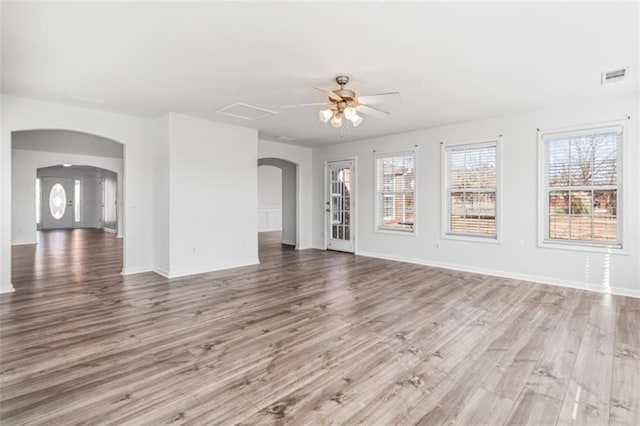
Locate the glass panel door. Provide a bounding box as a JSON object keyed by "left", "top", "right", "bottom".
{"left": 327, "top": 160, "right": 354, "bottom": 253}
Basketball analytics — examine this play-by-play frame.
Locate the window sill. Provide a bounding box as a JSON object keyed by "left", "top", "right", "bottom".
{"left": 441, "top": 234, "right": 501, "bottom": 244}
{"left": 538, "top": 240, "right": 628, "bottom": 255}
{"left": 375, "top": 228, "right": 416, "bottom": 237}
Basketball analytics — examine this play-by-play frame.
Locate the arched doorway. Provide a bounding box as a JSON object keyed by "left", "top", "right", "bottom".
{"left": 10, "top": 129, "right": 125, "bottom": 288}
{"left": 257, "top": 158, "right": 298, "bottom": 256}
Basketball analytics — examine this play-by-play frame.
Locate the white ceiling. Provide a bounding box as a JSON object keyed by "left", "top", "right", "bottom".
{"left": 13, "top": 130, "right": 124, "bottom": 158}
{"left": 2, "top": 1, "right": 638, "bottom": 147}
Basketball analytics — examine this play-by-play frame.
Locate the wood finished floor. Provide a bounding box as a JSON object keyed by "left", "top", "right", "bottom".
{"left": 1, "top": 229, "right": 639, "bottom": 425}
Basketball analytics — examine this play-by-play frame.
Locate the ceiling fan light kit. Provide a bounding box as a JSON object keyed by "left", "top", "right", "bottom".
{"left": 285, "top": 75, "right": 400, "bottom": 130}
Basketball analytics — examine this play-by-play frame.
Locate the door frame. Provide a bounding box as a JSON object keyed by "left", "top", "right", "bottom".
{"left": 323, "top": 157, "right": 357, "bottom": 253}
{"left": 41, "top": 176, "right": 75, "bottom": 230}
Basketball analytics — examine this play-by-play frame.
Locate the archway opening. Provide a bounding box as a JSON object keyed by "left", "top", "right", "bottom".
{"left": 257, "top": 158, "right": 298, "bottom": 259}
{"left": 11, "top": 129, "right": 125, "bottom": 289}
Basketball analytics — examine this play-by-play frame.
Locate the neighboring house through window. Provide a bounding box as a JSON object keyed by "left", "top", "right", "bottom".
{"left": 539, "top": 124, "right": 622, "bottom": 248}
{"left": 375, "top": 150, "right": 416, "bottom": 233}
{"left": 442, "top": 139, "right": 499, "bottom": 240}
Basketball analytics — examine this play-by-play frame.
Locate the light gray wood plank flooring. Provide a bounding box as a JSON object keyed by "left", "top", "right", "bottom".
{"left": 1, "top": 229, "right": 638, "bottom": 425}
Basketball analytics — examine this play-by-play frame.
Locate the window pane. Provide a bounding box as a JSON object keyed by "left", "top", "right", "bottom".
{"left": 592, "top": 135, "right": 618, "bottom": 186}
{"left": 49, "top": 183, "right": 66, "bottom": 220}
{"left": 545, "top": 128, "right": 621, "bottom": 246}
{"left": 446, "top": 143, "right": 497, "bottom": 237}
{"left": 569, "top": 191, "right": 593, "bottom": 240}
{"left": 569, "top": 137, "right": 593, "bottom": 186}
{"left": 74, "top": 179, "right": 81, "bottom": 222}
{"left": 548, "top": 140, "right": 570, "bottom": 187}
{"left": 593, "top": 190, "right": 617, "bottom": 242}
{"left": 549, "top": 190, "right": 569, "bottom": 240}
{"left": 35, "top": 178, "right": 40, "bottom": 224}
{"left": 376, "top": 153, "right": 416, "bottom": 232}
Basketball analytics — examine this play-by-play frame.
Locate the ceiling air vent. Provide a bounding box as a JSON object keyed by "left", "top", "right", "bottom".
{"left": 601, "top": 67, "right": 629, "bottom": 84}
{"left": 216, "top": 103, "right": 277, "bottom": 120}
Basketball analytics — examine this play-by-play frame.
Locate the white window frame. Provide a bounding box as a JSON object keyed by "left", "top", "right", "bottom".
{"left": 441, "top": 137, "right": 501, "bottom": 243}
{"left": 374, "top": 149, "right": 417, "bottom": 236}
{"left": 537, "top": 121, "right": 627, "bottom": 254}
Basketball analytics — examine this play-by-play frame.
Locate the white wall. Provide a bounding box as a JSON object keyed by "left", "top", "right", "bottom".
{"left": 154, "top": 112, "right": 258, "bottom": 277}
{"left": 258, "top": 139, "right": 313, "bottom": 249}
{"left": 151, "top": 114, "right": 171, "bottom": 274}
{"left": 1, "top": 95, "right": 155, "bottom": 292}
{"left": 258, "top": 165, "right": 282, "bottom": 232}
{"left": 12, "top": 154, "right": 124, "bottom": 244}
{"left": 258, "top": 166, "right": 282, "bottom": 207}
{"left": 312, "top": 95, "right": 639, "bottom": 297}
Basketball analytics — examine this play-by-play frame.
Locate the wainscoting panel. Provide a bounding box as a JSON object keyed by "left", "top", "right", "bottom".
{"left": 258, "top": 207, "right": 282, "bottom": 232}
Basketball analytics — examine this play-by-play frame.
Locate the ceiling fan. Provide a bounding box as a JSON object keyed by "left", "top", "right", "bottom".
{"left": 282, "top": 75, "right": 401, "bottom": 128}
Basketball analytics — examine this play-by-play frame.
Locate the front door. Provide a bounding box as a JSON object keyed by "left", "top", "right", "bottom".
{"left": 41, "top": 177, "right": 74, "bottom": 230}
{"left": 326, "top": 160, "right": 355, "bottom": 253}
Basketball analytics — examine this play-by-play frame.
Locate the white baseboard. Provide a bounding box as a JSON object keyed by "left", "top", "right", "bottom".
{"left": 0, "top": 284, "right": 15, "bottom": 294}
{"left": 11, "top": 240, "right": 37, "bottom": 246}
{"left": 356, "top": 250, "right": 640, "bottom": 299}
{"left": 259, "top": 228, "right": 282, "bottom": 233}
{"left": 153, "top": 259, "right": 261, "bottom": 279}
{"left": 311, "top": 243, "right": 326, "bottom": 250}
{"left": 121, "top": 266, "right": 153, "bottom": 275}
{"left": 103, "top": 228, "right": 117, "bottom": 234}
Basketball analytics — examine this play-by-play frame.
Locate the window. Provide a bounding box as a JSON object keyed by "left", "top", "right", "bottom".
{"left": 443, "top": 140, "right": 498, "bottom": 239}
{"left": 49, "top": 183, "right": 66, "bottom": 220}
{"left": 375, "top": 151, "right": 415, "bottom": 232}
{"left": 74, "top": 179, "right": 81, "bottom": 223}
{"left": 540, "top": 125, "right": 622, "bottom": 248}
{"left": 35, "top": 178, "right": 41, "bottom": 224}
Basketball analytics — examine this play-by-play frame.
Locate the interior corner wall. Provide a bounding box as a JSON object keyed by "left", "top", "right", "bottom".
{"left": 151, "top": 113, "right": 171, "bottom": 275}
{"left": 258, "top": 139, "right": 313, "bottom": 249}
{"left": 165, "top": 112, "right": 259, "bottom": 277}
{"left": 1, "top": 95, "right": 155, "bottom": 292}
{"left": 311, "top": 95, "right": 639, "bottom": 296}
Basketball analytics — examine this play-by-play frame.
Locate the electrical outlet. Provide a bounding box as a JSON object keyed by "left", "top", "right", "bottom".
{"left": 434, "top": 241, "right": 441, "bottom": 250}
{"left": 192, "top": 248, "right": 196, "bottom": 255}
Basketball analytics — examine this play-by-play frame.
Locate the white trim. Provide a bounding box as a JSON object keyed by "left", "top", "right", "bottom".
{"left": 441, "top": 136, "right": 501, "bottom": 243}
{"left": 103, "top": 227, "right": 117, "bottom": 234}
{"left": 121, "top": 266, "right": 153, "bottom": 275}
{"left": 258, "top": 206, "right": 282, "bottom": 233}
{"left": 153, "top": 259, "right": 260, "bottom": 279}
{"left": 0, "top": 284, "right": 15, "bottom": 294}
{"left": 11, "top": 240, "right": 37, "bottom": 246}
{"left": 537, "top": 120, "right": 627, "bottom": 252}
{"left": 538, "top": 119, "right": 627, "bottom": 136}
{"left": 356, "top": 249, "right": 640, "bottom": 299}
{"left": 374, "top": 148, "right": 417, "bottom": 236}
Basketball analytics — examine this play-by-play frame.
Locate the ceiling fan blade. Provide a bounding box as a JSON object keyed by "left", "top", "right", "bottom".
{"left": 313, "top": 86, "right": 342, "bottom": 102}
{"left": 356, "top": 92, "right": 402, "bottom": 105}
{"left": 281, "top": 102, "right": 332, "bottom": 108}
{"left": 357, "top": 104, "right": 390, "bottom": 119}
